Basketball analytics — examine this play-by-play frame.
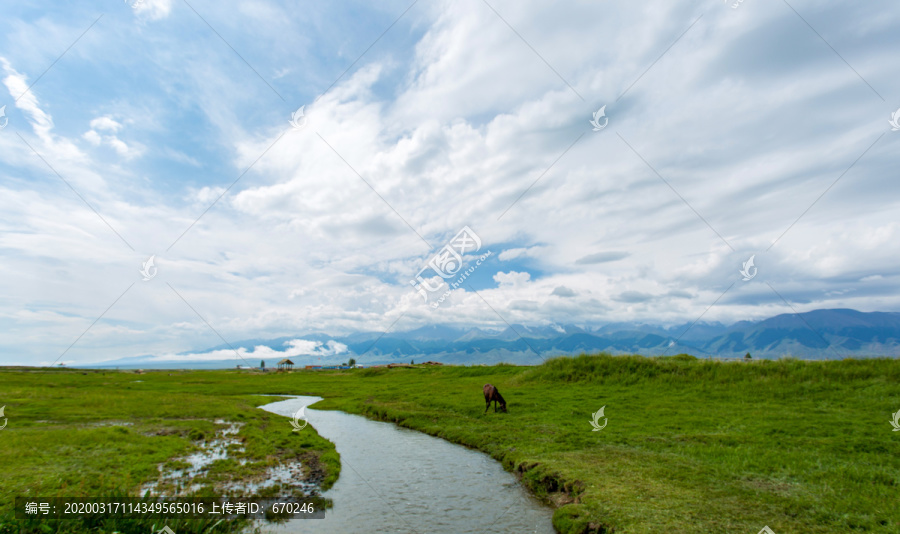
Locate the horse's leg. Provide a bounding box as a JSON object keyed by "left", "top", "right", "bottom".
{"left": 485, "top": 399, "right": 490, "bottom": 413}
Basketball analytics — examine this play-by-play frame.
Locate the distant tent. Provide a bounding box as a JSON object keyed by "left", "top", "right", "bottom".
{"left": 277, "top": 359, "right": 294, "bottom": 371}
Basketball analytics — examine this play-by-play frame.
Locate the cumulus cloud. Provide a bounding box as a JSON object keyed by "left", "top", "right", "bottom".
{"left": 133, "top": 0, "right": 173, "bottom": 21}
{"left": 493, "top": 271, "right": 531, "bottom": 287}
{"left": 151, "top": 339, "right": 349, "bottom": 362}
{"left": 2, "top": 1, "right": 900, "bottom": 365}
{"left": 90, "top": 117, "right": 122, "bottom": 132}
{"left": 83, "top": 115, "right": 139, "bottom": 157}
{"left": 552, "top": 286, "right": 577, "bottom": 298}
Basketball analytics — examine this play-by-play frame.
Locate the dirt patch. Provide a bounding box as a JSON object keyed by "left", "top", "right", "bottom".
{"left": 548, "top": 491, "right": 578, "bottom": 507}
{"left": 743, "top": 476, "right": 796, "bottom": 495}
{"left": 298, "top": 451, "right": 327, "bottom": 486}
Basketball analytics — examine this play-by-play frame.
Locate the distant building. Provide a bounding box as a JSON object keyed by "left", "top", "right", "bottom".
{"left": 277, "top": 359, "right": 294, "bottom": 371}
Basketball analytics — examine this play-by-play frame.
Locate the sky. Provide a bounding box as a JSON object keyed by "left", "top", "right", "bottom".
{"left": 1, "top": 0, "right": 899, "bottom": 366}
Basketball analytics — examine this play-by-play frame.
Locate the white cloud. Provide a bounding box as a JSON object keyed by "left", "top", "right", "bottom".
{"left": 133, "top": 0, "right": 174, "bottom": 21}
{"left": 148, "top": 339, "right": 349, "bottom": 362}
{"left": 90, "top": 116, "right": 123, "bottom": 132}
{"left": 83, "top": 115, "right": 140, "bottom": 158}
{"left": 498, "top": 246, "right": 545, "bottom": 261}
{"left": 2, "top": 1, "right": 900, "bottom": 365}
{"left": 493, "top": 271, "right": 531, "bottom": 287}
{"left": 1, "top": 57, "right": 68, "bottom": 153}
{"left": 83, "top": 130, "right": 102, "bottom": 145}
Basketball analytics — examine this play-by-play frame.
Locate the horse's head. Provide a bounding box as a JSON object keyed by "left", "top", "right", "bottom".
{"left": 499, "top": 403, "right": 508, "bottom": 413}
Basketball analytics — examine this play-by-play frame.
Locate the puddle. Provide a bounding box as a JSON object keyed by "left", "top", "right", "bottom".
{"left": 141, "top": 421, "right": 245, "bottom": 497}
{"left": 89, "top": 421, "right": 134, "bottom": 427}
{"left": 221, "top": 462, "right": 319, "bottom": 497}
{"left": 141, "top": 420, "right": 320, "bottom": 501}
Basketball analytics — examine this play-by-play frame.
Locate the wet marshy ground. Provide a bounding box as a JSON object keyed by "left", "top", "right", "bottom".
{"left": 140, "top": 419, "right": 319, "bottom": 501}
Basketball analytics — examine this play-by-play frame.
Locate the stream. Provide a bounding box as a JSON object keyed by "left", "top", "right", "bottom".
{"left": 258, "top": 396, "right": 556, "bottom": 534}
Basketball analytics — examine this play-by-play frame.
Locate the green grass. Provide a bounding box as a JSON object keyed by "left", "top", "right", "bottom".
{"left": 0, "top": 368, "right": 339, "bottom": 533}
{"left": 2, "top": 354, "right": 899, "bottom": 533}
{"left": 305, "top": 356, "right": 900, "bottom": 533}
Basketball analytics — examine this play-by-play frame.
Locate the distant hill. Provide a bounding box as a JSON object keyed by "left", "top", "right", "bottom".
{"left": 699, "top": 309, "right": 900, "bottom": 357}
{"left": 86, "top": 309, "right": 900, "bottom": 369}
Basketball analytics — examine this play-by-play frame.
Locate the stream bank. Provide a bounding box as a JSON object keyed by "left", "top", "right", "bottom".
{"left": 258, "top": 395, "right": 556, "bottom": 534}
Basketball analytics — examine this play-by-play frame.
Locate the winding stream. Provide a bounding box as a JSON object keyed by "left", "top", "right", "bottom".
{"left": 258, "top": 396, "right": 555, "bottom": 534}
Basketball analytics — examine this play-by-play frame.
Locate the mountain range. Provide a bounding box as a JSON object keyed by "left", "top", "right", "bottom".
{"left": 86, "top": 309, "right": 900, "bottom": 369}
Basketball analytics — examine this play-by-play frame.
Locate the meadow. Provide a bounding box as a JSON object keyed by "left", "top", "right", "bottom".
{"left": 1, "top": 353, "right": 899, "bottom": 533}
{"left": 0, "top": 369, "right": 339, "bottom": 533}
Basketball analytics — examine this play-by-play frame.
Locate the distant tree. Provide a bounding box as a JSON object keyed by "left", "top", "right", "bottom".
{"left": 260, "top": 360, "right": 265, "bottom": 369}
{"left": 744, "top": 352, "right": 752, "bottom": 360}
{"left": 410, "top": 359, "right": 415, "bottom": 365}
{"left": 348, "top": 358, "right": 356, "bottom": 367}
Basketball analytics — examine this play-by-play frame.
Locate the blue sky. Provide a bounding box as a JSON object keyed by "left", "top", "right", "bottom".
{"left": 1, "top": 0, "right": 899, "bottom": 365}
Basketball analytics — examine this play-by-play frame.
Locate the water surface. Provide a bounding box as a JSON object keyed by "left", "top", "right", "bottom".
{"left": 258, "top": 396, "right": 555, "bottom": 534}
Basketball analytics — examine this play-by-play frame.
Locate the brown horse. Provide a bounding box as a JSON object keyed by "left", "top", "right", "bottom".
{"left": 483, "top": 384, "right": 507, "bottom": 413}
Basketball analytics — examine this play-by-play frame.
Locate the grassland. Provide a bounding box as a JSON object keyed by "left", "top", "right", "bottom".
{"left": 0, "top": 368, "right": 339, "bottom": 533}
{"left": 2, "top": 354, "right": 899, "bottom": 533}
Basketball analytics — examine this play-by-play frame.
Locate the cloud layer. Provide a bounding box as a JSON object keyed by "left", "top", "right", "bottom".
{"left": 1, "top": 0, "right": 899, "bottom": 365}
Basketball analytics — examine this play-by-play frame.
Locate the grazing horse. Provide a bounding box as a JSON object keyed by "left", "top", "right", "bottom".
{"left": 483, "top": 384, "right": 507, "bottom": 413}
